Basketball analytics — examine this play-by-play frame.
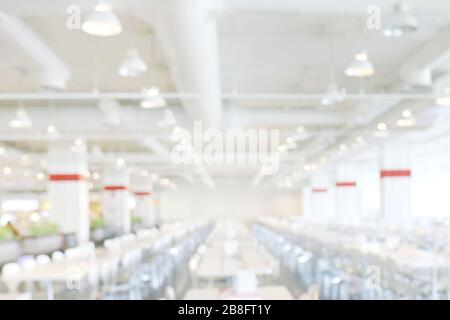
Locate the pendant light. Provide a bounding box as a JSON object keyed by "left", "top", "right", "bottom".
{"left": 345, "top": 51, "right": 375, "bottom": 77}
{"left": 82, "top": 1, "right": 122, "bottom": 37}
{"left": 434, "top": 74, "right": 450, "bottom": 106}
{"left": 322, "top": 31, "right": 346, "bottom": 105}
{"left": 384, "top": 1, "right": 418, "bottom": 37}
{"left": 10, "top": 103, "right": 32, "bottom": 128}
{"left": 118, "top": 49, "right": 148, "bottom": 77}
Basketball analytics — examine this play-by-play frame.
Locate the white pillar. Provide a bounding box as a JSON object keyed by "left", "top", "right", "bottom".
{"left": 301, "top": 186, "right": 312, "bottom": 220}
{"left": 47, "top": 140, "right": 89, "bottom": 244}
{"left": 131, "top": 174, "right": 154, "bottom": 227}
{"left": 310, "top": 173, "right": 336, "bottom": 222}
{"left": 102, "top": 167, "right": 131, "bottom": 234}
{"left": 153, "top": 192, "right": 163, "bottom": 227}
{"left": 380, "top": 141, "right": 412, "bottom": 226}
{"left": 335, "top": 164, "right": 361, "bottom": 224}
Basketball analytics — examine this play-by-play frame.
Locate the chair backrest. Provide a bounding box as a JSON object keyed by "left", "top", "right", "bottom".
{"left": 36, "top": 254, "right": 51, "bottom": 265}
{"left": 1, "top": 262, "right": 22, "bottom": 293}
{"left": 51, "top": 251, "right": 65, "bottom": 262}
{"left": 19, "top": 256, "right": 36, "bottom": 269}
{"left": 65, "top": 247, "right": 81, "bottom": 260}
{"left": 2, "top": 262, "right": 21, "bottom": 278}
{"left": 164, "top": 286, "right": 176, "bottom": 300}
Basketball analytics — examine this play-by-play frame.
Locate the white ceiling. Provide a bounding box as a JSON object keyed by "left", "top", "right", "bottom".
{"left": 0, "top": 0, "right": 450, "bottom": 191}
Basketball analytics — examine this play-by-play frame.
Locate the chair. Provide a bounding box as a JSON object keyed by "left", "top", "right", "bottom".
{"left": 1, "top": 263, "right": 22, "bottom": 294}
{"left": 19, "top": 256, "right": 37, "bottom": 269}
{"left": 164, "top": 286, "right": 176, "bottom": 300}
{"left": 36, "top": 255, "right": 51, "bottom": 265}
{"left": 51, "top": 251, "right": 65, "bottom": 262}
{"left": 65, "top": 247, "right": 81, "bottom": 260}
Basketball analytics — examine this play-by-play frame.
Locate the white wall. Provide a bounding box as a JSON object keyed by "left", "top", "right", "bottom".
{"left": 159, "top": 185, "right": 301, "bottom": 221}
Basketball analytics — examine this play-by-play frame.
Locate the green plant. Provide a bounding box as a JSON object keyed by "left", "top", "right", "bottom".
{"left": 90, "top": 217, "right": 105, "bottom": 230}
{"left": 0, "top": 226, "right": 15, "bottom": 242}
{"left": 131, "top": 215, "right": 143, "bottom": 225}
{"left": 29, "top": 222, "right": 58, "bottom": 237}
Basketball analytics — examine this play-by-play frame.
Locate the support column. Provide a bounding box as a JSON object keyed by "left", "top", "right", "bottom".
{"left": 153, "top": 192, "right": 163, "bottom": 227}
{"left": 380, "top": 141, "right": 412, "bottom": 226}
{"left": 102, "top": 167, "right": 131, "bottom": 235}
{"left": 335, "top": 164, "right": 361, "bottom": 224}
{"left": 47, "top": 140, "right": 89, "bottom": 244}
{"left": 301, "top": 186, "right": 312, "bottom": 220}
{"left": 310, "top": 173, "right": 336, "bottom": 222}
{"left": 131, "top": 174, "right": 154, "bottom": 227}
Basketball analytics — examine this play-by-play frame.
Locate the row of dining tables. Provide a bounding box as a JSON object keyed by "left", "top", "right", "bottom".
{"left": 1, "top": 220, "right": 210, "bottom": 300}
{"left": 184, "top": 220, "right": 294, "bottom": 300}
{"left": 257, "top": 216, "right": 450, "bottom": 298}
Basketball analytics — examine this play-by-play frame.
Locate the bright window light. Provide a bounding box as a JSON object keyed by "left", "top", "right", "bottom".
{"left": 2, "top": 199, "right": 39, "bottom": 212}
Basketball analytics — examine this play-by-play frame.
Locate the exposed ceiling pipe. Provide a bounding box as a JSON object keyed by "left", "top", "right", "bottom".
{"left": 142, "top": 0, "right": 223, "bottom": 128}
{"left": 0, "top": 13, "right": 71, "bottom": 90}
{"left": 223, "top": 0, "right": 374, "bottom": 14}
{"left": 0, "top": 91, "right": 441, "bottom": 101}
{"left": 398, "top": 25, "right": 450, "bottom": 88}
{"left": 224, "top": 106, "right": 351, "bottom": 127}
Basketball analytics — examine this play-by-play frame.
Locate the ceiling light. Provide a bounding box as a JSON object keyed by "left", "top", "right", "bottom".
{"left": 339, "top": 144, "right": 347, "bottom": 151}
{"left": 345, "top": 51, "right": 374, "bottom": 77}
{"left": 118, "top": 49, "right": 148, "bottom": 77}
{"left": 146, "top": 86, "right": 160, "bottom": 97}
{"left": 36, "top": 172, "right": 45, "bottom": 180}
{"left": 297, "top": 126, "right": 305, "bottom": 133}
{"left": 0, "top": 148, "right": 4, "bottom": 155}
{"left": 160, "top": 178, "right": 170, "bottom": 186}
{"left": 82, "top": 2, "right": 122, "bottom": 36}
{"left": 74, "top": 138, "right": 83, "bottom": 146}
{"left": 355, "top": 136, "right": 364, "bottom": 143}
{"left": 436, "top": 96, "right": 450, "bottom": 106}
{"left": 141, "top": 96, "right": 166, "bottom": 109}
{"left": 402, "top": 109, "right": 412, "bottom": 117}
{"left": 116, "top": 158, "right": 125, "bottom": 167}
{"left": 384, "top": 1, "right": 418, "bottom": 37}
{"left": 396, "top": 117, "right": 416, "bottom": 127}
{"left": 321, "top": 84, "right": 346, "bottom": 106}
{"left": 150, "top": 173, "right": 159, "bottom": 182}
{"left": 303, "top": 164, "right": 311, "bottom": 171}
{"left": 46, "top": 125, "right": 59, "bottom": 139}
{"left": 377, "top": 122, "right": 387, "bottom": 131}
{"left": 92, "top": 172, "right": 100, "bottom": 180}
{"left": 158, "top": 109, "right": 177, "bottom": 128}
{"left": 320, "top": 157, "right": 327, "bottom": 164}
{"left": 47, "top": 125, "right": 56, "bottom": 134}
{"left": 10, "top": 107, "right": 32, "bottom": 128}
{"left": 3, "top": 166, "right": 12, "bottom": 175}
{"left": 142, "top": 170, "right": 149, "bottom": 177}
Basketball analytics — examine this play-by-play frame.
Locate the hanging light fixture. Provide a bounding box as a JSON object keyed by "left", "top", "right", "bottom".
{"left": 322, "top": 32, "right": 346, "bottom": 106}
{"left": 434, "top": 74, "right": 450, "bottom": 106}
{"left": 345, "top": 51, "right": 375, "bottom": 77}
{"left": 157, "top": 109, "right": 177, "bottom": 128}
{"left": 321, "top": 84, "right": 346, "bottom": 106}
{"left": 10, "top": 105, "right": 32, "bottom": 128}
{"left": 384, "top": 1, "right": 418, "bottom": 37}
{"left": 118, "top": 49, "right": 148, "bottom": 77}
{"left": 141, "top": 87, "right": 166, "bottom": 109}
{"left": 435, "top": 86, "right": 450, "bottom": 106}
{"left": 82, "top": 1, "right": 122, "bottom": 37}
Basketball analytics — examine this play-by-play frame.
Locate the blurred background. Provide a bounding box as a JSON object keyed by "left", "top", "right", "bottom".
{"left": 0, "top": 0, "right": 449, "bottom": 300}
